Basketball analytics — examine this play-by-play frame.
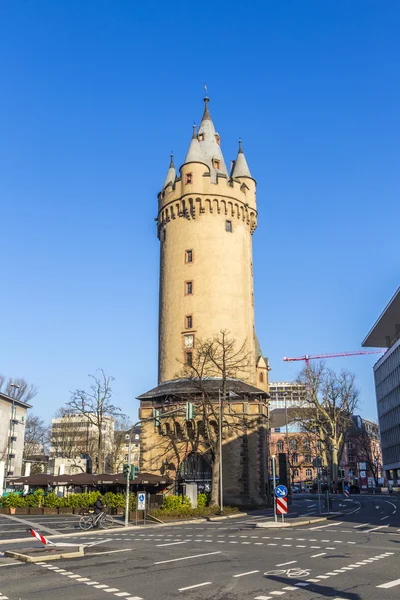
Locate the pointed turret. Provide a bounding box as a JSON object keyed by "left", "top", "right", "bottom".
{"left": 197, "top": 96, "right": 228, "bottom": 176}
{"left": 163, "top": 153, "right": 176, "bottom": 188}
{"left": 231, "top": 139, "right": 252, "bottom": 179}
{"left": 184, "top": 124, "right": 205, "bottom": 165}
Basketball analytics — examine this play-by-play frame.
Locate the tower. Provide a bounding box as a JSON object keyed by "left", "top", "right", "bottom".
{"left": 158, "top": 96, "right": 266, "bottom": 387}
{"left": 137, "top": 97, "right": 270, "bottom": 507}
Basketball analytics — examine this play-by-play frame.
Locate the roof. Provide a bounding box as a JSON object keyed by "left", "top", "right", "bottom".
{"left": 362, "top": 287, "right": 400, "bottom": 348}
{"left": 137, "top": 377, "right": 269, "bottom": 400}
{"left": 231, "top": 140, "right": 253, "bottom": 179}
{"left": 163, "top": 153, "right": 176, "bottom": 188}
{"left": 10, "top": 472, "right": 171, "bottom": 487}
{"left": 0, "top": 392, "right": 32, "bottom": 409}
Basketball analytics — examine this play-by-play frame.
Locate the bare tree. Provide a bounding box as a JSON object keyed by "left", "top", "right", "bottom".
{"left": 112, "top": 415, "right": 134, "bottom": 473}
{"left": 293, "top": 362, "right": 359, "bottom": 482}
{"left": 147, "top": 330, "right": 255, "bottom": 506}
{"left": 67, "top": 370, "right": 121, "bottom": 474}
{"left": 23, "top": 414, "right": 50, "bottom": 459}
{"left": 0, "top": 375, "right": 38, "bottom": 404}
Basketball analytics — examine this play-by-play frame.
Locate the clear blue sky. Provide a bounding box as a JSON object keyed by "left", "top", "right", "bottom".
{"left": 1, "top": 1, "right": 398, "bottom": 424}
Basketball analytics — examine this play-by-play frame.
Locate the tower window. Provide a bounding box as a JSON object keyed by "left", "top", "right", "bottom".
{"left": 185, "top": 315, "right": 193, "bottom": 329}
{"left": 185, "top": 250, "right": 193, "bottom": 263}
{"left": 184, "top": 334, "right": 194, "bottom": 349}
{"left": 185, "top": 173, "right": 193, "bottom": 184}
{"left": 213, "top": 159, "right": 220, "bottom": 169}
{"left": 186, "top": 351, "right": 193, "bottom": 366}
{"left": 225, "top": 220, "right": 233, "bottom": 233}
{"left": 259, "top": 372, "right": 264, "bottom": 383}
{"left": 185, "top": 281, "right": 193, "bottom": 295}
{"left": 198, "top": 133, "right": 204, "bottom": 142}
{"left": 162, "top": 228, "right": 166, "bottom": 241}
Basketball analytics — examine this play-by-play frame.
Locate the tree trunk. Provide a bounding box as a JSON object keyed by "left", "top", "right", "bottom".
{"left": 98, "top": 429, "right": 103, "bottom": 475}
{"left": 332, "top": 444, "right": 338, "bottom": 482}
{"left": 210, "top": 452, "right": 220, "bottom": 506}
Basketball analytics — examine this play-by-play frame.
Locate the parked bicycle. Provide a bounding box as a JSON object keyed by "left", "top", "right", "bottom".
{"left": 79, "top": 507, "right": 114, "bottom": 530}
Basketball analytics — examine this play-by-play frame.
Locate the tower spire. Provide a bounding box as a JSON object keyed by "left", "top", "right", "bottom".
{"left": 162, "top": 151, "right": 176, "bottom": 188}
{"left": 231, "top": 138, "right": 252, "bottom": 179}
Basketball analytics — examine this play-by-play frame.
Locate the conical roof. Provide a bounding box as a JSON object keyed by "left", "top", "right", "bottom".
{"left": 184, "top": 124, "right": 206, "bottom": 164}
{"left": 163, "top": 153, "right": 176, "bottom": 188}
{"left": 197, "top": 96, "right": 228, "bottom": 175}
{"left": 231, "top": 139, "right": 252, "bottom": 178}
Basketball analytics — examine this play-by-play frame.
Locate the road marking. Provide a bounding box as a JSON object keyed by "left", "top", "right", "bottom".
{"left": 311, "top": 552, "right": 326, "bottom": 558}
{"left": 365, "top": 525, "right": 389, "bottom": 532}
{"left": 94, "top": 585, "right": 109, "bottom": 589}
{"left": 384, "top": 500, "right": 397, "bottom": 512}
{"left": 124, "top": 597, "right": 143, "bottom": 600}
{"left": 88, "top": 549, "right": 132, "bottom": 556}
{"left": 377, "top": 578, "right": 400, "bottom": 589}
{"left": 154, "top": 551, "right": 221, "bottom": 565}
{"left": 282, "top": 586, "right": 297, "bottom": 590}
{"left": 104, "top": 589, "right": 120, "bottom": 593}
{"left": 233, "top": 570, "right": 260, "bottom": 577}
{"left": 114, "top": 593, "right": 131, "bottom": 597}
{"left": 178, "top": 582, "right": 212, "bottom": 591}
{"left": 269, "top": 593, "right": 286, "bottom": 596}
{"left": 381, "top": 516, "right": 389, "bottom": 520}
{"left": 295, "top": 582, "right": 310, "bottom": 587}
{"left": 0, "top": 563, "right": 21, "bottom": 568}
{"left": 276, "top": 561, "right": 297, "bottom": 567}
{"left": 309, "top": 522, "right": 343, "bottom": 530}
{"left": 254, "top": 596, "right": 272, "bottom": 599}
{"left": 317, "top": 575, "right": 330, "bottom": 579}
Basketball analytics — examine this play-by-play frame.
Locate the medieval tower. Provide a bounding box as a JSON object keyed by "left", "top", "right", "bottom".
{"left": 138, "top": 97, "right": 269, "bottom": 506}
{"left": 157, "top": 96, "right": 268, "bottom": 388}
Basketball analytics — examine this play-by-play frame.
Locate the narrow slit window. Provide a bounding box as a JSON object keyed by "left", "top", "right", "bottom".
{"left": 185, "top": 250, "right": 193, "bottom": 263}
{"left": 186, "top": 351, "right": 193, "bottom": 366}
{"left": 185, "top": 173, "right": 193, "bottom": 184}
{"left": 213, "top": 159, "right": 220, "bottom": 169}
{"left": 185, "top": 315, "right": 193, "bottom": 329}
{"left": 259, "top": 372, "right": 264, "bottom": 383}
{"left": 225, "top": 220, "right": 233, "bottom": 233}
{"left": 185, "top": 281, "right": 193, "bottom": 295}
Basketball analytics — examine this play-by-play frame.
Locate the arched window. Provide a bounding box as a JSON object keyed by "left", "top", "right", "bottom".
{"left": 186, "top": 421, "right": 195, "bottom": 441}
{"left": 259, "top": 372, "right": 264, "bottom": 383}
{"left": 175, "top": 422, "right": 183, "bottom": 439}
{"left": 290, "top": 439, "right": 297, "bottom": 451}
{"left": 277, "top": 440, "right": 284, "bottom": 452}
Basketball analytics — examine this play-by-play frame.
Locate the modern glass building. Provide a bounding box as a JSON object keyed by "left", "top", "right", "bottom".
{"left": 363, "top": 287, "right": 400, "bottom": 481}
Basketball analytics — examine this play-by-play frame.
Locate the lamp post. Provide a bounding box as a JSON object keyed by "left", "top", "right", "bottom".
{"left": 218, "top": 389, "right": 224, "bottom": 515}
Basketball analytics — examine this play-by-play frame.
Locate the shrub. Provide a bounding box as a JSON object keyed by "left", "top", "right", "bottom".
{"left": 162, "top": 495, "right": 191, "bottom": 510}
{"left": 197, "top": 493, "right": 208, "bottom": 507}
{"left": 43, "top": 492, "right": 60, "bottom": 508}
{"left": 3, "top": 493, "right": 27, "bottom": 508}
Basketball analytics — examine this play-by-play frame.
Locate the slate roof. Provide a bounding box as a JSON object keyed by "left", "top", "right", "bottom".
{"left": 137, "top": 377, "right": 269, "bottom": 400}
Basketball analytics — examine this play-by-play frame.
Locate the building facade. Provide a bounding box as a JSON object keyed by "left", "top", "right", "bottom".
{"left": 341, "top": 416, "right": 382, "bottom": 489}
{"left": 50, "top": 414, "right": 114, "bottom": 473}
{"left": 114, "top": 426, "right": 141, "bottom": 475}
{"left": 138, "top": 96, "right": 270, "bottom": 506}
{"left": 362, "top": 287, "right": 400, "bottom": 482}
{"left": 0, "top": 392, "right": 31, "bottom": 491}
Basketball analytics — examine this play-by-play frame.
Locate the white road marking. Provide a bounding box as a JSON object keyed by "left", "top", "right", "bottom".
{"left": 317, "top": 575, "right": 330, "bottom": 579}
{"left": 178, "top": 582, "right": 212, "bottom": 591}
{"left": 104, "top": 588, "right": 120, "bottom": 593}
{"left": 85, "top": 582, "right": 100, "bottom": 586}
{"left": 269, "top": 593, "right": 286, "bottom": 597}
{"left": 154, "top": 551, "right": 221, "bottom": 565}
{"left": 381, "top": 516, "right": 389, "bottom": 520}
{"left": 311, "top": 552, "right": 326, "bottom": 558}
{"left": 365, "top": 525, "right": 389, "bottom": 532}
{"left": 94, "top": 584, "right": 109, "bottom": 589}
{"left": 377, "top": 578, "right": 400, "bottom": 589}
{"left": 233, "top": 570, "right": 260, "bottom": 577}
{"left": 282, "top": 586, "right": 297, "bottom": 590}
{"left": 88, "top": 549, "right": 132, "bottom": 556}
{"left": 295, "top": 582, "right": 310, "bottom": 586}
{"left": 254, "top": 596, "right": 272, "bottom": 599}
{"left": 276, "top": 561, "right": 297, "bottom": 567}
{"left": 0, "top": 563, "right": 21, "bottom": 568}
{"left": 309, "top": 522, "right": 343, "bottom": 530}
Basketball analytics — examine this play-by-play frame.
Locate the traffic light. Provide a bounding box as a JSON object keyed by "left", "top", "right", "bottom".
{"left": 123, "top": 463, "right": 129, "bottom": 479}
{"left": 131, "top": 465, "right": 139, "bottom": 478}
{"left": 340, "top": 468, "right": 346, "bottom": 479}
{"left": 185, "top": 402, "right": 195, "bottom": 420}
{"left": 153, "top": 408, "right": 161, "bottom": 427}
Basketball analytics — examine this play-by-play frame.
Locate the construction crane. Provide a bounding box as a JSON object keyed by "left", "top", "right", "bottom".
{"left": 283, "top": 349, "right": 385, "bottom": 368}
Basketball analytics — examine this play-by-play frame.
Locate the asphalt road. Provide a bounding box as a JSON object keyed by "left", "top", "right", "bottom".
{"left": 1, "top": 496, "right": 400, "bottom": 600}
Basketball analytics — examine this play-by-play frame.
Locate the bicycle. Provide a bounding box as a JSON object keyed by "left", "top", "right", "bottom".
{"left": 79, "top": 508, "right": 114, "bottom": 530}
{"left": 264, "top": 568, "right": 311, "bottom": 579}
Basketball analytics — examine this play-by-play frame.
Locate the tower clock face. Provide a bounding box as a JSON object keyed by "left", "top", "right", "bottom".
{"left": 184, "top": 335, "right": 194, "bottom": 348}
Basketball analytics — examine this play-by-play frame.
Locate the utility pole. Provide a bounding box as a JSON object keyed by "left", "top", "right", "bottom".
{"left": 124, "top": 434, "right": 131, "bottom": 527}
{"left": 271, "top": 454, "right": 277, "bottom": 522}
{"left": 283, "top": 392, "right": 291, "bottom": 495}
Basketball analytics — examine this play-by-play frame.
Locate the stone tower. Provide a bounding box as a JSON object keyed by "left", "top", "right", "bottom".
{"left": 157, "top": 96, "right": 268, "bottom": 389}
{"left": 138, "top": 97, "right": 270, "bottom": 507}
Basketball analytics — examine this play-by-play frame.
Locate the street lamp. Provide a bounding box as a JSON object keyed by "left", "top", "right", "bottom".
{"left": 283, "top": 391, "right": 291, "bottom": 495}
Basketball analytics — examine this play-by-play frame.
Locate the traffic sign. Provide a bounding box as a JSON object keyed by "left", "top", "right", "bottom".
{"left": 137, "top": 491, "right": 146, "bottom": 510}
{"left": 275, "top": 485, "right": 288, "bottom": 498}
{"left": 276, "top": 496, "right": 288, "bottom": 514}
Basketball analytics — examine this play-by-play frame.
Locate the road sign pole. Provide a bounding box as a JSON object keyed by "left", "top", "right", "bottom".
{"left": 124, "top": 437, "right": 131, "bottom": 527}
{"left": 272, "top": 455, "right": 277, "bottom": 522}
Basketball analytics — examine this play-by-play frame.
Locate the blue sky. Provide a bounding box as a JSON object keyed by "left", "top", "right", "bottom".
{"left": 1, "top": 1, "right": 398, "bottom": 423}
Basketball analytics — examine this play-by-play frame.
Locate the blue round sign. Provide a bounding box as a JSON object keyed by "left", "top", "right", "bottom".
{"left": 275, "top": 485, "right": 288, "bottom": 498}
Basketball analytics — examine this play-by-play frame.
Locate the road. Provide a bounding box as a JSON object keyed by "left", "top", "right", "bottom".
{"left": 1, "top": 495, "right": 400, "bottom": 600}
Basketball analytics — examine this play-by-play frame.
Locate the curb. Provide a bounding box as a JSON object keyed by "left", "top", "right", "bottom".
{"left": 255, "top": 512, "right": 345, "bottom": 529}
{"left": 5, "top": 546, "right": 84, "bottom": 562}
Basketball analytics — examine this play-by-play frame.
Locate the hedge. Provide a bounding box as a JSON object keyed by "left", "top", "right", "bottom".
{"left": 0, "top": 490, "right": 136, "bottom": 510}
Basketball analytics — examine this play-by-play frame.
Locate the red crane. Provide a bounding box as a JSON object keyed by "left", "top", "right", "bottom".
{"left": 283, "top": 349, "right": 385, "bottom": 367}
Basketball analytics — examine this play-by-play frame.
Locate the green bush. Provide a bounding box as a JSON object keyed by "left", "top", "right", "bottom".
{"left": 197, "top": 493, "right": 208, "bottom": 507}
{"left": 162, "top": 495, "right": 191, "bottom": 510}
{"left": 43, "top": 492, "right": 60, "bottom": 508}
{"left": 3, "top": 493, "right": 27, "bottom": 508}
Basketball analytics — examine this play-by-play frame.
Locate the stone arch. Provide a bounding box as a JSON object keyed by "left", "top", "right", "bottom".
{"left": 213, "top": 199, "right": 219, "bottom": 214}
{"left": 178, "top": 452, "right": 212, "bottom": 483}
{"left": 205, "top": 199, "right": 212, "bottom": 214}
{"left": 186, "top": 420, "right": 195, "bottom": 440}
{"left": 220, "top": 199, "right": 227, "bottom": 215}
{"left": 195, "top": 197, "right": 203, "bottom": 215}
{"left": 234, "top": 203, "right": 240, "bottom": 218}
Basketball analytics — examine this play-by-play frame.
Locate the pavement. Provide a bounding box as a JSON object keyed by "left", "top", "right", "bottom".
{"left": 1, "top": 495, "right": 400, "bottom": 599}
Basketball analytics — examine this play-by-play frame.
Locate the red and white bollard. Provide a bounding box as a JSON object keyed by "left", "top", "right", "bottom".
{"left": 29, "top": 528, "right": 56, "bottom": 546}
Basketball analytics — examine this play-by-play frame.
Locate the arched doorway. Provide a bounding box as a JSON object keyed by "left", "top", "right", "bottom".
{"left": 177, "top": 452, "right": 212, "bottom": 493}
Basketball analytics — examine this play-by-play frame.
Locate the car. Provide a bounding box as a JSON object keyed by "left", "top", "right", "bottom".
{"left": 292, "top": 486, "right": 302, "bottom": 493}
